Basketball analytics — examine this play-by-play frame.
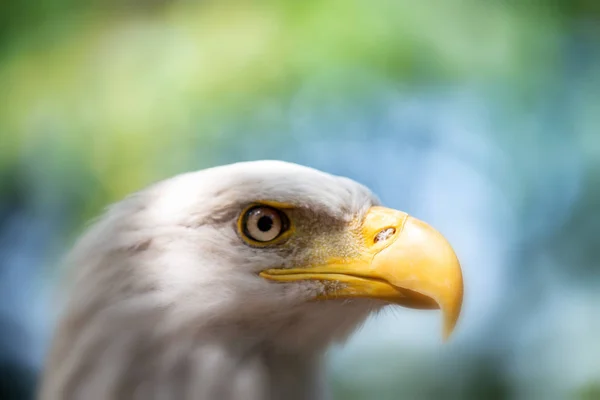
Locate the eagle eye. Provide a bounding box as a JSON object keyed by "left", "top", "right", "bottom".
{"left": 241, "top": 206, "right": 290, "bottom": 243}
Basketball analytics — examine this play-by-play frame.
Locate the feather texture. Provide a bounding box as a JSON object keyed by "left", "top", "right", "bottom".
{"left": 40, "top": 161, "right": 381, "bottom": 400}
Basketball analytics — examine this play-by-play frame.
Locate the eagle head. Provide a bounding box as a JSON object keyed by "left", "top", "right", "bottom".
{"left": 41, "top": 160, "right": 463, "bottom": 399}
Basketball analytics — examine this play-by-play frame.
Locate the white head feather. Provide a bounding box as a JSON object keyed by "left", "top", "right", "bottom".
{"left": 41, "top": 161, "right": 383, "bottom": 400}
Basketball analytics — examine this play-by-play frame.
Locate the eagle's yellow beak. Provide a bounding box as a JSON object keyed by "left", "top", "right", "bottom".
{"left": 260, "top": 206, "right": 464, "bottom": 339}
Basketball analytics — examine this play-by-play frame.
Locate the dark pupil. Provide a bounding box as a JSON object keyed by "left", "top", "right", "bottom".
{"left": 257, "top": 216, "right": 273, "bottom": 232}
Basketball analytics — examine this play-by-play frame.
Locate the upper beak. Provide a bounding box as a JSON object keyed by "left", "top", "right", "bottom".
{"left": 260, "top": 206, "right": 464, "bottom": 339}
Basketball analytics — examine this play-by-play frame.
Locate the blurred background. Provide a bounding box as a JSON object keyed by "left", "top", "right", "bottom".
{"left": 1, "top": 0, "right": 599, "bottom": 399}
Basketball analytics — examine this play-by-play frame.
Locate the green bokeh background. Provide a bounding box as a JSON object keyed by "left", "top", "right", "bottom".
{"left": 1, "top": 1, "right": 599, "bottom": 399}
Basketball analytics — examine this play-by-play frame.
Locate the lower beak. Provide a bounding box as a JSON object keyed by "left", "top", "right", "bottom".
{"left": 260, "top": 206, "right": 464, "bottom": 339}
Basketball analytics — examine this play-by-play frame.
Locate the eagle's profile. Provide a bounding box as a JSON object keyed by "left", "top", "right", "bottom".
{"left": 40, "top": 161, "right": 463, "bottom": 400}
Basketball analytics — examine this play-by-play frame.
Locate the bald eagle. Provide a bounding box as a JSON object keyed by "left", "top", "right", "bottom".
{"left": 40, "top": 161, "right": 463, "bottom": 400}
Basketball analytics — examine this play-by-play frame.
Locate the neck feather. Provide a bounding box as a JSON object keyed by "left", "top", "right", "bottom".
{"left": 41, "top": 305, "right": 331, "bottom": 400}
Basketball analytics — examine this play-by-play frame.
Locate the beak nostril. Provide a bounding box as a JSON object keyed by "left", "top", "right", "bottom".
{"left": 374, "top": 227, "right": 396, "bottom": 243}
